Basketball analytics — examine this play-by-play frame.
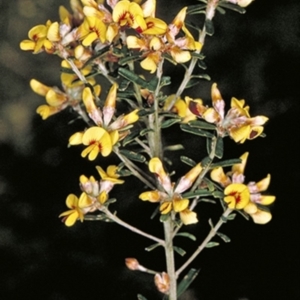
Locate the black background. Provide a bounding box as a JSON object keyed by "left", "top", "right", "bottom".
{"left": 0, "top": 0, "right": 299, "bottom": 299}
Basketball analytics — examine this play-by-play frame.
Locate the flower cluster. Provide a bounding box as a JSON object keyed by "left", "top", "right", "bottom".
{"left": 139, "top": 157, "right": 202, "bottom": 225}
{"left": 211, "top": 152, "right": 276, "bottom": 224}
{"left": 189, "top": 83, "right": 269, "bottom": 143}
{"left": 59, "top": 165, "right": 124, "bottom": 226}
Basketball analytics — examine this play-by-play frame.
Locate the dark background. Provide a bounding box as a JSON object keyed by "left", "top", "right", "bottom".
{"left": 0, "top": 0, "right": 299, "bottom": 299}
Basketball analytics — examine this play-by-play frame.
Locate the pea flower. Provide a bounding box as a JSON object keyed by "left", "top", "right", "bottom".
{"left": 82, "top": 84, "right": 139, "bottom": 141}
{"left": 139, "top": 157, "right": 202, "bottom": 225}
{"left": 69, "top": 126, "right": 113, "bottom": 160}
{"left": 59, "top": 193, "right": 93, "bottom": 226}
{"left": 154, "top": 272, "right": 170, "bottom": 294}
{"left": 189, "top": 83, "right": 269, "bottom": 143}
{"left": 211, "top": 152, "right": 276, "bottom": 224}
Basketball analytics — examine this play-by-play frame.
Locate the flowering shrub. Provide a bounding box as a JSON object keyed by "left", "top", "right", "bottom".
{"left": 20, "top": 0, "right": 275, "bottom": 299}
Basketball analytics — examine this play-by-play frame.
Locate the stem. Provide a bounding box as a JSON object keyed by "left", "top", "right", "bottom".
{"left": 163, "top": 217, "right": 177, "bottom": 300}
{"left": 149, "top": 59, "right": 164, "bottom": 159}
{"left": 114, "top": 149, "right": 156, "bottom": 189}
{"left": 102, "top": 207, "right": 165, "bottom": 245}
{"left": 176, "top": 207, "right": 232, "bottom": 277}
{"left": 166, "top": 0, "right": 220, "bottom": 111}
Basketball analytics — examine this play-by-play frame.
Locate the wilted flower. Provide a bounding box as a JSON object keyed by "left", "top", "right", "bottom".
{"left": 154, "top": 272, "right": 170, "bottom": 294}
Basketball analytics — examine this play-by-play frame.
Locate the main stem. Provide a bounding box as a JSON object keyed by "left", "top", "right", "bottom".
{"left": 163, "top": 217, "right": 177, "bottom": 300}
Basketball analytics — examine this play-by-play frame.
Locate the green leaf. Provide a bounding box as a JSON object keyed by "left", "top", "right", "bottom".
{"left": 160, "top": 76, "right": 172, "bottom": 87}
{"left": 199, "top": 198, "right": 216, "bottom": 204}
{"left": 205, "top": 241, "right": 219, "bottom": 248}
{"left": 146, "top": 76, "right": 159, "bottom": 92}
{"left": 236, "top": 210, "right": 250, "bottom": 220}
{"left": 218, "top": 2, "right": 246, "bottom": 14}
{"left": 226, "top": 213, "right": 236, "bottom": 220}
{"left": 119, "top": 150, "right": 146, "bottom": 163}
{"left": 202, "top": 177, "right": 216, "bottom": 192}
{"left": 216, "top": 6, "right": 226, "bottom": 14}
{"left": 164, "top": 144, "right": 184, "bottom": 151}
{"left": 180, "top": 124, "right": 215, "bottom": 138}
{"left": 205, "top": 19, "right": 214, "bottom": 36}
{"left": 161, "top": 118, "right": 182, "bottom": 128}
{"left": 208, "top": 218, "right": 214, "bottom": 228}
{"left": 186, "top": 75, "right": 211, "bottom": 89}
{"left": 118, "top": 55, "right": 141, "bottom": 66}
{"left": 137, "top": 294, "right": 148, "bottom": 300}
{"left": 212, "top": 190, "right": 224, "bottom": 198}
{"left": 197, "top": 59, "right": 207, "bottom": 70}
{"left": 187, "top": 4, "right": 207, "bottom": 15}
{"left": 160, "top": 214, "right": 169, "bottom": 222}
{"left": 177, "top": 268, "right": 200, "bottom": 298}
{"left": 122, "top": 130, "right": 139, "bottom": 147}
{"left": 191, "top": 74, "right": 211, "bottom": 81}
{"left": 201, "top": 156, "right": 212, "bottom": 167}
{"left": 210, "top": 158, "right": 242, "bottom": 169}
{"left": 117, "top": 169, "right": 132, "bottom": 177}
{"left": 173, "top": 246, "right": 186, "bottom": 256}
{"left": 215, "top": 137, "right": 224, "bottom": 159}
{"left": 145, "top": 242, "right": 161, "bottom": 252}
{"left": 140, "top": 128, "right": 154, "bottom": 136}
{"left": 191, "top": 52, "right": 205, "bottom": 60}
{"left": 180, "top": 156, "right": 196, "bottom": 167}
{"left": 217, "top": 232, "right": 231, "bottom": 243}
{"left": 118, "top": 67, "right": 148, "bottom": 87}
{"left": 188, "top": 120, "right": 216, "bottom": 130}
{"left": 182, "top": 190, "right": 214, "bottom": 199}
{"left": 175, "top": 232, "right": 197, "bottom": 241}
{"left": 138, "top": 108, "right": 155, "bottom": 117}
{"left": 84, "top": 214, "right": 113, "bottom": 222}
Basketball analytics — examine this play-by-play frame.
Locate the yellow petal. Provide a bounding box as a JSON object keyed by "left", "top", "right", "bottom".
{"left": 139, "top": 191, "right": 161, "bottom": 202}
{"left": 180, "top": 209, "right": 198, "bottom": 225}
{"left": 230, "top": 125, "right": 251, "bottom": 143}
{"left": 64, "top": 211, "right": 80, "bottom": 226}
{"left": 243, "top": 202, "right": 258, "bottom": 214}
{"left": 160, "top": 202, "right": 172, "bottom": 214}
{"left": 256, "top": 174, "right": 271, "bottom": 192}
{"left": 250, "top": 209, "right": 272, "bottom": 224}
{"left": 260, "top": 195, "right": 276, "bottom": 205}
{"left": 30, "top": 79, "right": 51, "bottom": 96}
{"left": 105, "top": 83, "right": 117, "bottom": 108}
{"left": 28, "top": 24, "right": 47, "bottom": 39}
{"left": 46, "top": 90, "right": 67, "bottom": 106}
{"left": 210, "top": 167, "right": 229, "bottom": 187}
{"left": 248, "top": 126, "right": 264, "bottom": 140}
{"left": 20, "top": 40, "right": 36, "bottom": 51}
{"left": 232, "top": 152, "right": 249, "bottom": 175}
{"left": 98, "top": 191, "right": 108, "bottom": 204}
{"left": 36, "top": 105, "right": 59, "bottom": 120}
{"left": 170, "top": 47, "right": 191, "bottom": 63}
{"left": 224, "top": 183, "right": 250, "bottom": 209}
{"left": 66, "top": 193, "right": 79, "bottom": 208}
{"left": 69, "top": 132, "right": 84, "bottom": 145}
{"left": 82, "top": 32, "right": 98, "bottom": 46}
{"left": 140, "top": 54, "right": 159, "bottom": 73}
{"left": 78, "top": 192, "right": 92, "bottom": 208}
{"left": 47, "top": 22, "right": 60, "bottom": 42}
{"left": 173, "top": 198, "right": 189, "bottom": 212}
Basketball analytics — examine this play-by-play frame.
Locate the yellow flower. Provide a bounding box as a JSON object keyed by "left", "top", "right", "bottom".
{"left": 224, "top": 183, "right": 250, "bottom": 209}
{"left": 69, "top": 127, "right": 113, "bottom": 160}
{"left": 211, "top": 152, "right": 276, "bottom": 224}
{"left": 20, "top": 20, "right": 59, "bottom": 53}
{"left": 112, "top": 0, "right": 144, "bottom": 28}
{"left": 96, "top": 165, "right": 124, "bottom": 184}
{"left": 77, "top": 16, "right": 107, "bottom": 46}
{"left": 59, "top": 193, "right": 92, "bottom": 226}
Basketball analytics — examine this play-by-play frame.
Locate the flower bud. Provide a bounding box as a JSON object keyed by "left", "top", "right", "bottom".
{"left": 125, "top": 258, "right": 147, "bottom": 272}
{"left": 154, "top": 272, "right": 170, "bottom": 294}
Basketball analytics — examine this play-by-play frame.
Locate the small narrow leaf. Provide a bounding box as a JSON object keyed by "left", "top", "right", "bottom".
{"left": 161, "top": 118, "right": 182, "bottom": 128}
{"left": 164, "top": 144, "right": 184, "bottom": 151}
{"left": 146, "top": 76, "right": 159, "bottom": 91}
{"left": 210, "top": 158, "right": 242, "bottom": 169}
{"left": 160, "top": 214, "right": 169, "bottom": 222}
{"left": 219, "top": 2, "right": 246, "bottom": 14}
{"left": 205, "top": 19, "right": 214, "bottom": 36}
{"left": 180, "top": 124, "right": 215, "bottom": 138}
{"left": 180, "top": 156, "right": 196, "bottom": 167}
{"left": 175, "top": 232, "right": 197, "bottom": 241}
{"left": 138, "top": 108, "right": 155, "bottom": 117}
{"left": 216, "top": 6, "right": 226, "bottom": 14}
{"left": 197, "top": 59, "right": 207, "bottom": 69}
{"left": 212, "top": 191, "right": 224, "bottom": 198}
{"left": 189, "top": 120, "right": 216, "bottom": 130}
{"left": 191, "top": 52, "right": 205, "bottom": 60}
{"left": 118, "top": 55, "right": 141, "bottom": 66}
{"left": 119, "top": 150, "right": 146, "bottom": 163}
{"left": 160, "top": 76, "right": 172, "bottom": 87}
{"left": 226, "top": 213, "right": 236, "bottom": 220}
{"left": 199, "top": 198, "right": 216, "bottom": 204}
{"left": 140, "top": 128, "right": 154, "bottom": 136}
{"left": 217, "top": 232, "right": 231, "bottom": 243}
{"left": 208, "top": 218, "right": 214, "bottom": 228}
{"left": 215, "top": 137, "right": 224, "bottom": 159}
{"left": 182, "top": 190, "right": 213, "bottom": 199}
{"left": 122, "top": 130, "right": 139, "bottom": 147}
{"left": 205, "top": 241, "right": 219, "bottom": 248}
{"left": 145, "top": 242, "right": 161, "bottom": 252}
{"left": 137, "top": 294, "right": 148, "bottom": 300}
{"left": 118, "top": 67, "right": 148, "bottom": 87}
{"left": 177, "top": 268, "right": 200, "bottom": 298}
{"left": 173, "top": 246, "right": 186, "bottom": 256}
